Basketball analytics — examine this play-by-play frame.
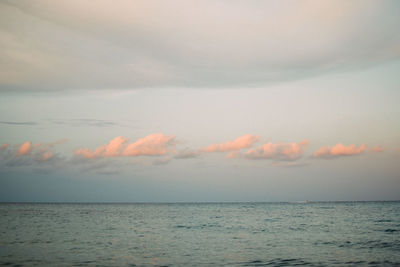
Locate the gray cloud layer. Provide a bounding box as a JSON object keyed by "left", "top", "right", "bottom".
{"left": 48, "top": 119, "right": 121, "bottom": 128}
{"left": 0, "top": 121, "right": 37, "bottom": 125}
{"left": 1, "top": 0, "right": 400, "bottom": 91}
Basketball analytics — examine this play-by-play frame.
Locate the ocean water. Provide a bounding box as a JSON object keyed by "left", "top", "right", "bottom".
{"left": 0, "top": 202, "right": 399, "bottom": 266}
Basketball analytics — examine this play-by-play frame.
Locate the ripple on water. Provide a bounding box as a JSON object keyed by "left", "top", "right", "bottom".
{"left": 241, "top": 258, "right": 314, "bottom": 266}
{"left": 384, "top": 228, "right": 398, "bottom": 233}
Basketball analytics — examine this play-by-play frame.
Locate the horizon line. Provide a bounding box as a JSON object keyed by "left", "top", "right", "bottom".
{"left": 1, "top": 200, "right": 399, "bottom": 204}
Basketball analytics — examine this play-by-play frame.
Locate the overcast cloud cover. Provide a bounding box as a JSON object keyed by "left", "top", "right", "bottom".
{"left": 0, "top": 0, "right": 399, "bottom": 202}
{"left": 1, "top": 0, "right": 400, "bottom": 91}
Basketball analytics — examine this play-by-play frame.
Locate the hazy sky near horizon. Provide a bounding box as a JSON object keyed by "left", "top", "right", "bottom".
{"left": 0, "top": 0, "right": 399, "bottom": 202}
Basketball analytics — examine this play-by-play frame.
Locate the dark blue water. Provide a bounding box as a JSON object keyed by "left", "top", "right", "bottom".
{"left": 1, "top": 202, "right": 399, "bottom": 266}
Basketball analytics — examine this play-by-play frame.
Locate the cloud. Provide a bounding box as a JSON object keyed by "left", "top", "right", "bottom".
{"left": 226, "top": 151, "right": 241, "bottom": 159}
{"left": 1, "top": 143, "right": 9, "bottom": 150}
{"left": 244, "top": 140, "right": 309, "bottom": 161}
{"left": 0, "top": 139, "right": 67, "bottom": 171}
{"left": 49, "top": 119, "right": 121, "bottom": 128}
{"left": 174, "top": 148, "right": 200, "bottom": 159}
{"left": 124, "top": 134, "right": 175, "bottom": 156}
{"left": 1, "top": 1, "right": 399, "bottom": 91}
{"left": 39, "top": 151, "right": 54, "bottom": 161}
{"left": 371, "top": 146, "right": 384, "bottom": 152}
{"left": 16, "top": 141, "right": 33, "bottom": 155}
{"left": 75, "top": 133, "right": 175, "bottom": 159}
{"left": 313, "top": 143, "right": 366, "bottom": 158}
{"left": 13, "top": 139, "right": 67, "bottom": 161}
{"left": 75, "top": 136, "right": 129, "bottom": 158}
{"left": 0, "top": 118, "right": 123, "bottom": 128}
{"left": 0, "top": 119, "right": 123, "bottom": 128}
{"left": 203, "top": 135, "right": 259, "bottom": 153}
{"left": 0, "top": 121, "right": 37, "bottom": 125}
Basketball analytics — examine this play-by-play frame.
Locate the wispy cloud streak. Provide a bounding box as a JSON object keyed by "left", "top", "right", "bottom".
{"left": 0, "top": 121, "right": 37, "bottom": 125}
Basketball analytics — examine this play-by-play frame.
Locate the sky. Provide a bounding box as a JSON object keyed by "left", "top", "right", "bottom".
{"left": 0, "top": 0, "right": 399, "bottom": 202}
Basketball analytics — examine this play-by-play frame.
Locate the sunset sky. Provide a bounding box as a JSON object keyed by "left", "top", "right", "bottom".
{"left": 1, "top": 0, "right": 399, "bottom": 202}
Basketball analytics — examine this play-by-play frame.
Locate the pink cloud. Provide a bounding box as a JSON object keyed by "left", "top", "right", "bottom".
{"left": 39, "top": 151, "right": 54, "bottom": 161}
{"left": 371, "top": 146, "right": 384, "bottom": 152}
{"left": 17, "top": 141, "right": 33, "bottom": 155}
{"left": 11, "top": 140, "right": 65, "bottom": 161}
{"left": 0, "top": 143, "right": 8, "bottom": 150}
{"left": 104, "top": 136, "right": 129, "bottom": 156}
{"left": 75, "top": 136, "right": 129, "bottom": 158}
{"left": 226, "top": 151, "right": 241, "bottom": 159}
{"left": 203, "top": 134, "right": 259, "bottom": 152}
{"left": 124, "top": 134, "right": 175, "bottom": 156}
{"left": 313, "top": 143, "right": 366, "bottom": 158}
{"left": 75, "top": 133, "right": 175, "bottom": 159}
{"left": 245, "top": 140, "right": 309, "bottom": 160}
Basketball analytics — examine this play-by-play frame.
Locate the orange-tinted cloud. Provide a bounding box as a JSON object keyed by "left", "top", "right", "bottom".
{"left": 226, "top": 151, "right": 241, "bottom": 159}
{"left": 39, "top": 151, "right": 54, "bottom": 161}
{"left": 313, "top": 143, "right": 366, "bottom": 158}
{"left": 75, "top": 133, "right": 175, "bottom": 159}
{"left": 203, "top": 134, "right": 259, "bottom": 153}
{"left": 75, "top": 136, "right": 129, "bottom": 158}
{"left": 11, "top": 139, "right": 67, "bottom": 161}
{"left": 245, "top": 140, "right": 309, "bottom": 161}
{"left": 371, "top": 146, "right": 384, "bottom": 152}
{"left": 104, "top": 136, "right": 129, "bottom": 156}
{"left": 0, "top": 143, "right": 9, "bottom": 150}
{"left": 17, "top": 141, "right": 33, "bottom": 156}
{"left": 124, "top": 134, "right": 175, "bottom": 156}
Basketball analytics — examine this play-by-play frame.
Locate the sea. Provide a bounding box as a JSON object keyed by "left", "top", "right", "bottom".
{"left": 0, "top": 202, "right": 399, "bottom": 266}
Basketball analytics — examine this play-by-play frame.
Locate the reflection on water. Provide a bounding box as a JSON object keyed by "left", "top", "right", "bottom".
{"left": 0, "top": 202, "right": 399, "bottom": 266}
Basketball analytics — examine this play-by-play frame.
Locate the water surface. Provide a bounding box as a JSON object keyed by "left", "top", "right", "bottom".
{"left": 1, "top": 202, "right": 399, "bottom": 266}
